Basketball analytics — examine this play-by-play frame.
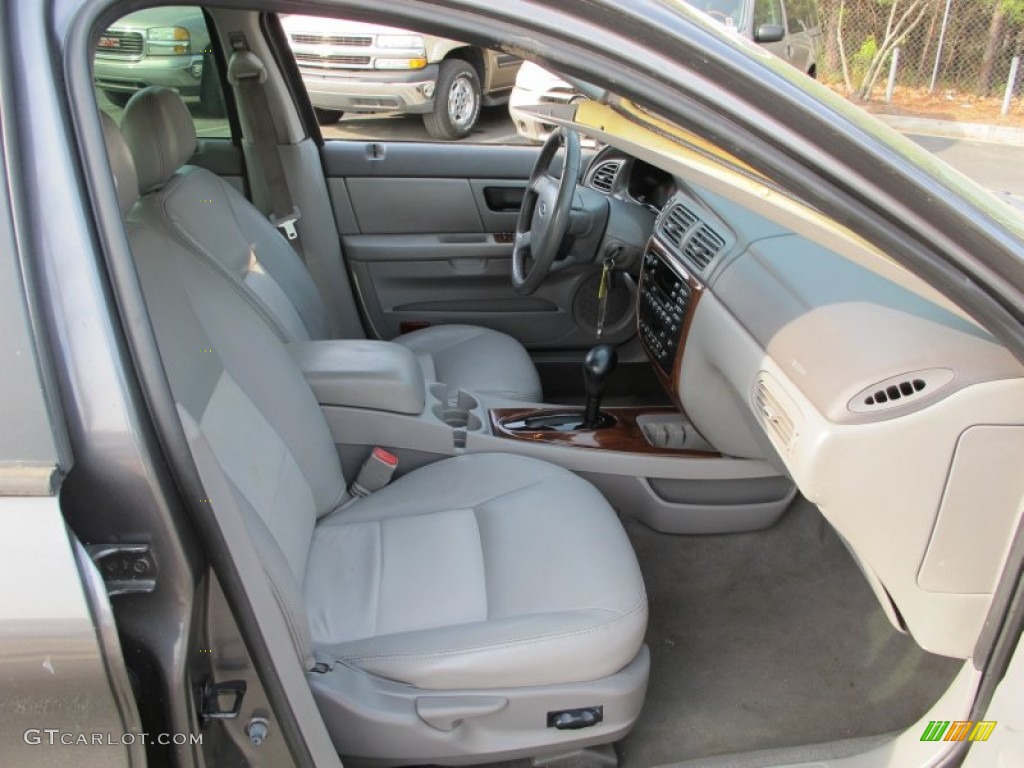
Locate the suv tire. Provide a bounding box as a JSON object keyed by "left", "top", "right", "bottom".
{"left": 314, "top": 108, "right": 344, "bottom": 125}
{"left": 423, "top": 59, "right": 481, "bottom": 140}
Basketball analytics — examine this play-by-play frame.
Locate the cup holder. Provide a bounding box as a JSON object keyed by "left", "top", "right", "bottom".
{"left": 429, "top": 386, "right": 483, "bottom": 432}
{"left": 433, "top": 406, "right": 483, "bottom": 431}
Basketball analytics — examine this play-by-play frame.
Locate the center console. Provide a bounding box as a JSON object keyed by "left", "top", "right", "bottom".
{"left": 481, "top": 229, "right": 794, "bottom": 534}
{"left": 491, "top": 407, "right": 715, "bottom": 456}
{"left": 637, "top": 237, "right": 703, "bottom": 389}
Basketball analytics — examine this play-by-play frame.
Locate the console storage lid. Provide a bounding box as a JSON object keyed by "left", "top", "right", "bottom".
{"left": 287, "top": 340, "right": 426, "bottom": 414}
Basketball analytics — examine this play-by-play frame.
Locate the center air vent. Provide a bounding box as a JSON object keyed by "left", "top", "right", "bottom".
{"left": 848, "top": 368, "right": 955, "bottom": 414}
{"left": 658, "top": 202, "right": 727, "bottom": 273}
{"left": 658, "top": 203, "right": 698, "bottom": 251}
{"left": 589, "top": 160, "right": 622, "bottom": 193}
{"left": 684, "top": 224, "right": 726, "bottom": 271}
{"left": 753, "top": 373, "right": 800, "bottom": 451}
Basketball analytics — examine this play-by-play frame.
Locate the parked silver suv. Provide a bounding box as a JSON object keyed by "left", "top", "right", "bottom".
{"left": 93, "top": 6, "right": 220, "bottom": 110}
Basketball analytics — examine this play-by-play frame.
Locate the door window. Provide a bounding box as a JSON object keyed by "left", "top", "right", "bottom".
{"left": 785, "top": 0, "right": 816, "bottom": 33}
{"left": 753, "top": 0, "right": 785, "bottom": 28}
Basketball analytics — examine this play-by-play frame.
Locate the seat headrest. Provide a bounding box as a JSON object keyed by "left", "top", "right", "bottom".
{"left": 120, "top": 87, "right": 198, "bottom": 194}
{"left": 100, "top": 112, "right": 139, "bottom": 217}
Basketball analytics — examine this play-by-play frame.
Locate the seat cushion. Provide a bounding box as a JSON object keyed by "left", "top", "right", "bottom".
{"left": 395, "top": 324, "right": 542, "bottom": 402}
{"left": 304, "top": 453, "right": 647, "bottom": 690}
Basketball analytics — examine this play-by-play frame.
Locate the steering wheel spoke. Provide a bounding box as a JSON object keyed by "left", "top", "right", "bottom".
{"left": 515, "top": 229, "right": 532, "bottom": 252}
{"left": 511, "top": 127, "right": 582, "bottom": 295}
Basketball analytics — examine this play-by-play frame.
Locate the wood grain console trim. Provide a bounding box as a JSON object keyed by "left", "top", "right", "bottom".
{"left": 490, "top": 406, "right": 719, "bottom": 457}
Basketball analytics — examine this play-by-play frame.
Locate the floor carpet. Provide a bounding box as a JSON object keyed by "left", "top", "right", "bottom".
{"left": 615, "top": 497, "right": 962, "bottom": 767}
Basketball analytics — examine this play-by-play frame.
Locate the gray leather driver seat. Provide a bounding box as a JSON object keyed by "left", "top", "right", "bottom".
{"left": 118, "top": 86, "right": 542, "bottom": 403}
{"left": 100, "top": 112, "right": 649, "bottom": 764}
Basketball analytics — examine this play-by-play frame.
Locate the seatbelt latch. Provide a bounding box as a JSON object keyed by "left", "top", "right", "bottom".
{"left": 271, "top": 207, "right": 302, "bottom": 241}
{"left": 349, "top": 447, "right": 399, "bottom": 498}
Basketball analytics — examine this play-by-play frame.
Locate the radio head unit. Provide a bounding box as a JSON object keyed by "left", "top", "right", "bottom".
{"left": 638, "top": 245, "right": 695, "bottom": 378}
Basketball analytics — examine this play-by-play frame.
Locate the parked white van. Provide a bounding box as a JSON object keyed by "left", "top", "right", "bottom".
{"left": 511, "top": 0, "right": 822, "bottom": 143}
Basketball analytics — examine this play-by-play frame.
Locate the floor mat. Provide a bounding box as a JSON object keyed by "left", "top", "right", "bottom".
{"left": 616, "top": 497, "right": 962, "bottom": 767}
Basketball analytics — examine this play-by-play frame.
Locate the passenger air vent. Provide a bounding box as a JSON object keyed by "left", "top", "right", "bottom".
{"left": 683, "top": 224, "right": 726, "bottom": 272}
{"left": 848, "top": 368, "right": 955, "bottom": 414}
{"left": 589, "top": 160, "right": 622, "bottom": 193}
{"left": 753, "top": 373, "right": 800, "bottom": 451}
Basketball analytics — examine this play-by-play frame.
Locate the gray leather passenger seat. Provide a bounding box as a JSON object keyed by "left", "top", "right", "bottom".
{"left": 100, "top": 111, "right": 649, "bottom": 763}
{"left": 118, "top": 86, "right": 542, "bottom": 403}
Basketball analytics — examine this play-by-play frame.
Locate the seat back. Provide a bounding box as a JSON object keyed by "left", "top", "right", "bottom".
{"left": 101, "top": 111, "right": 347, "bottom": 663}
{"left": 120, "top": 86, "right": 330, "bottom": 343}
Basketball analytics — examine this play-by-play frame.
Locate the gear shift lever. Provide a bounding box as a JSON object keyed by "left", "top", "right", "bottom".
{"left": 583, "top": 344, "right": 618, "bottom": 429}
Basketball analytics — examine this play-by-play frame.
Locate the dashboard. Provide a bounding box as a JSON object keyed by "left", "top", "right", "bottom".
{"left": 583, "top": 145, "right": 1024, "bottom": 661}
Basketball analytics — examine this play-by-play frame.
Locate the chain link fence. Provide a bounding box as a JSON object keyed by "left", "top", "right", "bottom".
{"left": 816, "top": 0, "right": 1023, "bottom": 117}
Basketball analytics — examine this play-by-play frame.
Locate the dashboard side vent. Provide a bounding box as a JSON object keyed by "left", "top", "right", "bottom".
{"left": 683, "top": 224, "right": 726, "bottom": 272}
{"left": 848, "top": 368, "right": 956, "bottom": 414}
{"left": 589, "top": 160, "right": 622, "bottom": 193}
{"left": 753, "top": 373, "right": 800, "bottom": 451}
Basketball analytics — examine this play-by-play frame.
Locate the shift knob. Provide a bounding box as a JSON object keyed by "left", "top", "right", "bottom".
{"left": 583, "top": 344, "right": 617, "bottom": 428}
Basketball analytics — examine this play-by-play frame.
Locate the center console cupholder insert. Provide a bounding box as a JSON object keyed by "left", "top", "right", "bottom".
{"left": 430, "top": 386, "right": 483, "bottom": 431}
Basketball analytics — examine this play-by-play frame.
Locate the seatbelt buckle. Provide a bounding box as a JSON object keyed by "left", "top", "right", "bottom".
{"left": 270, "top": 207, "right": 302, "bottom": 241}
{"left": 349, "top": 447, "right": 399, "bottom": 498}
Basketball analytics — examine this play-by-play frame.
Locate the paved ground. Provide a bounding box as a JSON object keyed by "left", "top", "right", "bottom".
{"left": 906, "top": 133, "right": 1024, "bottom": 197}
{"left": 321, "top": 105, "right": 529, "bottom": 145}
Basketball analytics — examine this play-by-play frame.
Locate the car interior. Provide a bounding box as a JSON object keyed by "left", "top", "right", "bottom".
{"left": 83, "top": 3, "right": 1024, "bottom": 767}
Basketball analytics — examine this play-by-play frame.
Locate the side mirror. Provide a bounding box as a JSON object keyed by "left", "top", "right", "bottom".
{"left": 754, "top": 24, "right": 785, "bottom": 44}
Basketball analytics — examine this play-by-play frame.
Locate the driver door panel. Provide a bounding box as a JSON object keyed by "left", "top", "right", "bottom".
{"left": 324, "top": 141, "right": 634, "bottom": 349}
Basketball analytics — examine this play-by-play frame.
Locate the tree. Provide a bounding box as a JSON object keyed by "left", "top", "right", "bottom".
{"left": 978, "top": 0, "right": 1024, "bottom": 95}
{"left": 838, "top": 0, "right": 940, "bottom": 100}
{"left": 821, "top": 0, "right": 843, "bottom": 75}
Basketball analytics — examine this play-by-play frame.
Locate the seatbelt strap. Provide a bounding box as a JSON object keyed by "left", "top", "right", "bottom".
{"left": 227, "top": 50, "right": 302, "bottom": 244}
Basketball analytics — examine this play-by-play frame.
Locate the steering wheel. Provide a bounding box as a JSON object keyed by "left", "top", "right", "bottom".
{"left": 512, "top": 127, "right": 582, "bottom": 295}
